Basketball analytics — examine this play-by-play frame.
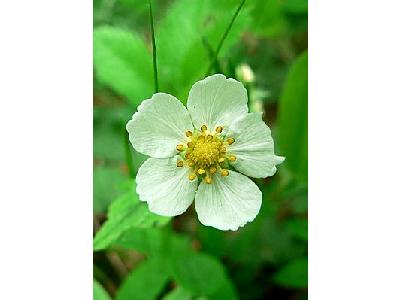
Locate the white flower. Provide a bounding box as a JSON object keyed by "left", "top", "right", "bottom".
{"left": 126, "top": 74, "right": 284, "bottom": 231}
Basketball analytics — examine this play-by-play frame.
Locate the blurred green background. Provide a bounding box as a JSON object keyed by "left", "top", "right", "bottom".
{"left": 93, "top": 0, "right": 307, "bottom": 299}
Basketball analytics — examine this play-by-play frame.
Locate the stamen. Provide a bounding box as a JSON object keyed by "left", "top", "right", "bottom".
{"left": 186, "top": 130, "right": 193, "bottom": 137}
{"left": 227, "top": 137, "right": 235, "bottom": 145}
{"left": 187, "top": 142, "right": 193, "bottom": 148}
{"left": 209, "top": 166, "right": 217, "bottom": 174}
{"left": 197, "top": 168, "right": 206, "bottom": 175}
{"left": 205, "top": 176, "right": 212, "bottom": 184}
{"left": 218, "top": 157, "right": 225, "bottom": 163}
{"left": 188, "top": 161, "right": 194, "bottom": 167}
{"left": 228, "top": 155, "right": 237, "bottom": 162}
{"left": 215, "top": 126, "right": 223, "bottom": 133}
{"left": 176, "top": 160, "right": 184, "bottom": 167}
{"left": 221, "top": 169, "right": 229, "bottom": 177}
{"left": 201, "top": 125, "right": 208, "bottom": 132}
{"left": 176, "top": 144, "right": 184, "bottom": 151}
{"left": 188, "top": 173, "right": 197, "bottom": 181}
{"left": 207, "top": 134, "right": 213, "bottom": 141}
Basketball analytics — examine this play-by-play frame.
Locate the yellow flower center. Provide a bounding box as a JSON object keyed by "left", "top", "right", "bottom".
{"left": 176, "top": 125, "right": 236, "bottom": 184}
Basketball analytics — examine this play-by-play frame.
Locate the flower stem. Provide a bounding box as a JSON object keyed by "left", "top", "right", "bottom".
{"left": 206, "top": 0, "right": 246, "bottom": 75}
{"left": 148, "top": 0, "right": 159, "bottom": 93}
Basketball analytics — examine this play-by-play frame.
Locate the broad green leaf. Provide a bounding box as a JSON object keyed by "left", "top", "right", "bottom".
{"left": 93, "top": 166, "right": 126, "bottom": 213}
{"left": 285, "top": 218, "right": 308, "bottom": 241}
{"left": 93, "top": 181, "right": 170, "bottom": 250}
{"left": 273, "top": 258, "right": 308, "bottom": 288}
{"left": 116, "top": 258, "right": 170, "bottom": 300}
{"left": 282, "top": 0, "right": 308, "bottom": 14}
{"left": 94, "top": 26, "right": 153, "bottom": 106}
{"left": 162, "top": 287, "right": 192, "bottom": 300}
{"left": 93, "top": 280, "right": 111, "bottom": 300}
{"left": 207, "top": 276, "right": 237, "bottom": 300}
{"left": 157, "top": 0, "right": 249, "bottom": 101}
{"left": 171, "top": 253, "right": 225, "bottom": 295}
{"left": 277, "top": 51, "right": 308, "bottom": 183}
{"left": 250, "top": 0, "right": 287, "bottom": 37}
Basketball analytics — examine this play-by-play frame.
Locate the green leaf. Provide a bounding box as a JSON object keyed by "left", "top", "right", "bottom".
{"left": 273, "top": 258, "right": 308, "bottom": 288}
{"left": 93, "top": 166, "right": 126, "bottom": 213}
{"left": 93, "top": 181, "right": 170, "bottom": 251}
{"left": 282, "top": 0, "right": 308, "bottom": 14}
{"left": 162, "top": 287, "right": 192, "bottom": 300}
{"left": 94, "top": 26, "right": 153, "bottom": 106}
{"left": 93, "top": 279, "right": 111, "bottom": 300}
{"left": 285, "top": 218, "right": 308, "bottom": 241}
{"left": 250, "top": 0, "right": 287, "bottom": 37}
{"left": 277, "top": 51, "right": 308, "bottom": 183}
{"left": 157, "top": 0, "right": 249, "bottom": 101}
{"left": 171, "top": 253, "right": 225, "bottom": 295}
{"left": 116, "top": 258, "right": 170, "bottom": 300}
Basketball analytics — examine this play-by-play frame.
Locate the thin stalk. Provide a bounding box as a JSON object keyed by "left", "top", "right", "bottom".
{"left": 148, "top": 0, "right": 159, "bottom": 92}
{"left": 206, "top": 0, "right": 246, "bottom": 75}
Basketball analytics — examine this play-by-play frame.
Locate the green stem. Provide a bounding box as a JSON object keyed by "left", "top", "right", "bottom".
{"left": 148, "top": 0, "right": 159, "bottom": 92}
{"left": 206, "top": 0, "right": 246, "bottom": 75}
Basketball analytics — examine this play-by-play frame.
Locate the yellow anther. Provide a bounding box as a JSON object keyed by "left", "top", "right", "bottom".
{"left": 177, "top": 160, "right": 184, "bottom": 167}
{"left": 205, "top": 176, "right": 212, "bottom": 184}
{"left": 201, "top": 125, "right": 208, "bottom": 132}
{"left": 197, "top": 168, "right": 206, "bottom": 175}
{"left": 220, "top": 147, "right": 227, "bottom": 153}
{"left": 227, "top": 137, "right": 235, "bottom": 145}
{"left": 228, "top": 155, "right": 237, "bottom": 162}
{"left": 185, "top": 152, "right": 190, "bottom": 159}
{"left": 186, "top": 130, "right": 193, "bottom": 137}
{"left": 221, "top": 169, "right": 229, "bottom": 177}
{"left": 209, "top": 166, "right": 217, "bottom": 174}
{"left": 215, "top": 126, "right": 223, "bottom": 133}
{"left": 188, "top": 161, "right": 194, "bottom": 167}
{"left": 207, "top": 134, "right": 213, "bottom": 141}
{"left": 188, "top": 173, "right": 197, "bottom": 181}
{"left": 218, "top": 157, "right": 225, "bottom": 163}
{"left": 176, "top": 144, "right": 184, "bottom": 151}
{"left": 187, "top": 142, "right": 193, "bottom": 148}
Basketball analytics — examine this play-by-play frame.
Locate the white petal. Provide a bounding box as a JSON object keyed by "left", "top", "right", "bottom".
{"left": 195, "top": 171, "right": 262, "bottom": 231}
{"left": 227, "top": 113, "right": 285, "bottom": 178}
{"left": 136, "top": 157, "right": 198, "bottom": 216}
{"left": 187, "top": 74, "right": 248, "bottom": 131}
{"left": 126, "top": 93, "right": 194, "bottom": 158}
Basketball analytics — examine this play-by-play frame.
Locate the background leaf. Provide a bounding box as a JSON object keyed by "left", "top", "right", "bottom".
{"left": 93, "top": 26, "right": 153, "bottom": 106}
{"left": 273, "top": 257, "right": 308, "bottom": 288}
{"left": 93, "top": 181, "right": 170, "bottom": 251}
{"left": 93, "top": 279, "right": 112, "bottom": 300}
{"left": 116, "top": 258, "right": 170, "bottom": 300}
{"left": 277, "top": 51, "right": 308, "bottom": 183}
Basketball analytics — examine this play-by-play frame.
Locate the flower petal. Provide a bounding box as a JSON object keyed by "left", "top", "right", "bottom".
{"left": 187, "top": 74, "right": 248, "bottom": 131}
{"left": 136, "top": 157, "right": 198, "bottom": 216}
{"left": 126, "top": 93, "right": 194, "bottom": 158}
{"left": 227, "top": 113, "right": 285, "bottom": 178}
{"left": 194, "top": 171, "right": 262, "bottom": 231}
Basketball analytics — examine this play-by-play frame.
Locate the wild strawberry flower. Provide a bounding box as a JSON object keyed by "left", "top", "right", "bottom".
{"left": 126, "top": 74, "right": 284, "bottom": 230}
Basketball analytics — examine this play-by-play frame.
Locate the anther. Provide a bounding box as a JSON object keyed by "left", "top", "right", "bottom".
{"left": 221, "top": 169, "right": 229, "bottom": 177}
{"left": 218, "top": 157, "right": 225, "bottom": 163}
{"left": 209, "top": 166, "right": 217, "bottom": 174}
{"left": 197, "top": 168, "right": 206, "bottom": 175}
{"left": 201, "top": 125, "right": 208, "bottom": 132}
{"left": 188, "top": 173, "right": 197, "bottom": 181}
{"left": 205, "top": 176, "right": 212, "bottom": 184}
{"left": 186, "top": 130, "right": 193, "bottom": 137}
{"left": 187, "top": 142, "right": 193, "bottom": 148}
{"left": 176, "top": 144, "right": 184, "bottom": 151}
{"left": 207, "top": 135, "right": 213, "bottom": 141}
{"left": 177, "top": 160, "right": 184, "bottom": 167}
{"left": 228, "top": 155, "right": 237, "bottom": 162}
{"left": 215, "top": 126, "right": 223, "bottom": 133}
{"left": 227, "top": 137, "right": 235, "bottom": 145}
{"left": 188, "top": 161, "right": 194, "bottom": 167}
{"left": 220, "top": 147, "right": 227, "bottom": 153}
